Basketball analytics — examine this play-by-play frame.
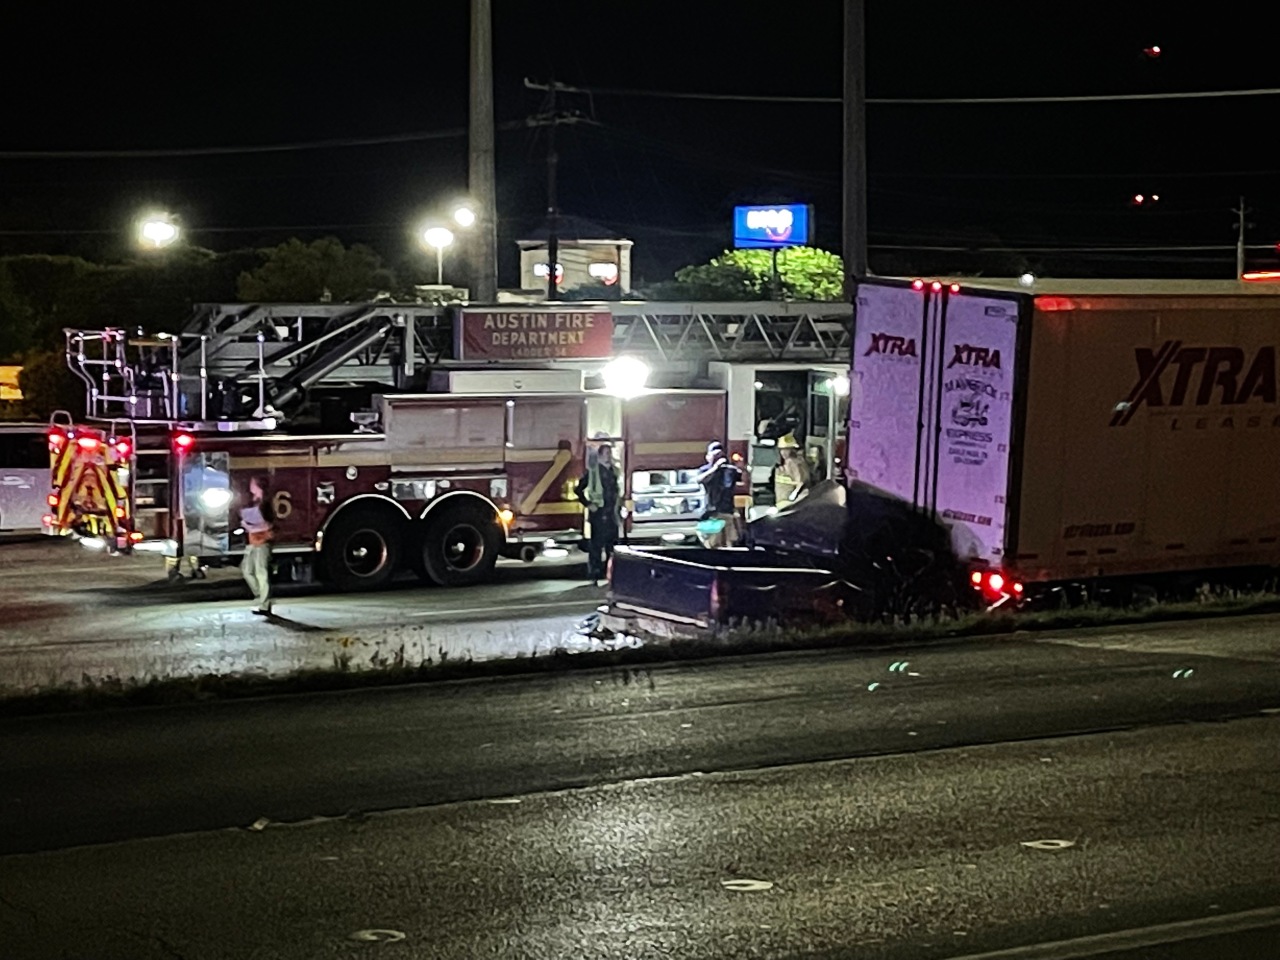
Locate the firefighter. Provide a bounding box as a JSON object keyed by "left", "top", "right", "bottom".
{"left": 695, "top": 441, "right": 744, "bottom": 548}
{"left": 773, "top": 433, "right": 812, "bottom": 507}
{"left": 575, "top": 433, "right": 621, "bottom": 585}
{"left": 240, "top": 475, "right": 276, "bottom": 615}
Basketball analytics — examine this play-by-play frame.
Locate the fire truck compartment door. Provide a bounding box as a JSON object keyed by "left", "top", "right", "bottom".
{"left": 181, "top": 451, "right": 231, "bottom": 556}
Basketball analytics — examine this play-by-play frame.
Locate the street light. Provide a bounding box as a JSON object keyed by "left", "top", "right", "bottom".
{"left": 422, "top": 226, "right": 455, "bottom": 284}
{"left": 453, "top": 204, "right": 477, "bottom": 228}
{"left": 138, "top": 213, "right": 180, "bottom": 249}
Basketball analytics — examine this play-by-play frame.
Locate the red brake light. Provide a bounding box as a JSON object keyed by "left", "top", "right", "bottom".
{"left": 173, "top": 433, "right": 195, "bottom": 452}
{"left": 48, "top": 432, "right": 65, "bottom": 447}
{"left": 987, "top": 572, "right": 1005, "bottom": 593}
{"left": 77, "top": 436, "right": 99, "bottom": 451}
{"left": 911, "top": 279, "right": 924, "bottom": 291}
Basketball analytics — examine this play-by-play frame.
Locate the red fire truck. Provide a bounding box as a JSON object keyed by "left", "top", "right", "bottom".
{"left": 45, "top": 330, "right": 728, "bottom": 588}
{"left": 44, "top": 301, "right": 852, "bottom": 588}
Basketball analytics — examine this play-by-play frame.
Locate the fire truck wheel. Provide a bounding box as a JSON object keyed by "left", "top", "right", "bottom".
{"left": 323, "top": 509, "right": 402, "bottom": 592}
{"left": 420, "top": 505, "right": 501, "bottom": 586}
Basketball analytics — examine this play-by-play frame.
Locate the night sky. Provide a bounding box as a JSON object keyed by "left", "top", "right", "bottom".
{"left": 2, "top": 2, "right": 1278, "bottom": 284}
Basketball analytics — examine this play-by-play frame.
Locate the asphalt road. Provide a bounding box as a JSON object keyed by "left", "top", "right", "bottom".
{"left": 3, "top": 616, "right": 1278, "bottom": 856}
{"left": 2, "top": 718, "right": 1277, "bottom": 960}
{"left": 0, "top": 538, "right": 606, "bottom": 690}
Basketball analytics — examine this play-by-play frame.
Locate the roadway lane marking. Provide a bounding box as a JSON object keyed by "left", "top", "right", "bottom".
{"left": 938, "top": 904, "right": 1280, "bottom": 960}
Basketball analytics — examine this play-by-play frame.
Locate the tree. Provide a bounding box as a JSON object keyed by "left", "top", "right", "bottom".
{"left": 655, "top": 247, "right": 845, "bottom": 302}
{"left": 18, "top": 347, "right": 84, "bottom": 420}
{"left": 236, "top": 238, "right": 395, "bottom": 303}
{"left": 0, "top": 255, "right": 104, "bottom": 360}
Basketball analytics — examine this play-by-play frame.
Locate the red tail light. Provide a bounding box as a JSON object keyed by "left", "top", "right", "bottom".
{"left": 912, "top": 279, "right": 924, "bottom": 291}
{"left": 48, "top": 432, "right": 65, "bottom": 448}
{"left": 931, "top": 281, "right": 943, "bottom": 292}
{"left": 173, "top": 433, "right": 195, "bottom": 452}
{"left": 987, "top": 572, "right": 1005, "bottom": 593}
{"left": 114, "top": 440, "right": 131, "bottom": 457}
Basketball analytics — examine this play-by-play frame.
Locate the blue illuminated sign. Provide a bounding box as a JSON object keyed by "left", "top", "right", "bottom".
{"left": 733, "top": 204, "right": 812, "bottom": 249}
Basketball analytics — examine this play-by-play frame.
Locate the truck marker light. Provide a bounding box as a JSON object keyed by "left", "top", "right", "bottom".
{"left": 931, "top": 281, "right": 943, "bottom": 293}
{"left": 949, "top": 283, "right": 961, "bottom": 294}
{"left": 42, "top": 514, "right": 54, "bottom": 526}
{"left": 129, "top": 532, "right": 144, "bottom": 543}
{"left": 173, "top": 433, "right": 195, "bottom": 451}
{"left": 47, "top": 493, "right": 59, "bottom": 507}
{"left": 115, "top": 507, "right": 126, "bottom": 519}
{"left": 970, "top": 571, "right": 983, "bottom": 585}
{"left": 114, "top": 440, "right": 131, "bottom": 456}
{"left": 498, "top": 508, "right": 514, "bottom": 526}
{"left": 912, "top": 279, "right": 924, "bottom": 291}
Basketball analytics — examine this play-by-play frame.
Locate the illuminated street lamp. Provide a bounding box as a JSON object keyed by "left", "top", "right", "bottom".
{"left": 138, "top": 213, "right": 180, "bottom": 249}
{"left": 422, "top": 226, "right": 455, "bottom": 284}
{"left": 453, "top": 204, "right": 477, "bottom": 228}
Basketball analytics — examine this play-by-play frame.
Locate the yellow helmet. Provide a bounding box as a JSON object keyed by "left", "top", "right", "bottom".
{"left": 777, "top": 433, "right": 800, "bottom": 449}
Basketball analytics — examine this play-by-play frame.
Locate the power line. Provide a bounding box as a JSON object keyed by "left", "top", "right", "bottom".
{"left": 539, "top": 80, "right": 1280, "bottom": 106}
{"left": 0, "top": 121, "right": 530, "bottom": 160}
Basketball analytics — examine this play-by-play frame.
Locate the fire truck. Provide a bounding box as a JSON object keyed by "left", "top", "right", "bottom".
{"left": 45, "top": 300, "right": 853, "bottom": 589}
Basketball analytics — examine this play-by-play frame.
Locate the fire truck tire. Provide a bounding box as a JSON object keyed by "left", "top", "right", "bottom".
{"left": 420, "top": 505, "right": 501, "bottom": 586}
{"left": 322, "top": 509, "right": 403, "bottom": 592}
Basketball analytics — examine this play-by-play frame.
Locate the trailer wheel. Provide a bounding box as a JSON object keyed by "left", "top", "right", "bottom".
{"left": 420, "top": 504, "right": 501, "bottom": 586}
{"left": 323, "top": 509, "right": 402, "bottom": 592}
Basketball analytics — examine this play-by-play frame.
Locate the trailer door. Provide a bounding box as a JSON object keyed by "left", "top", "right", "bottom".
{"left": 848, "top": 281, "right": 1023, "bottom": 566}
{"left": 931, "top": 291, "right": 1022, "bottom": 565}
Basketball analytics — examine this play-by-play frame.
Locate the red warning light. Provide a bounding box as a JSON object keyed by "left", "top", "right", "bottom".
{"left": 987, "top": 572, "right": 1006, "bottom": 593}
{"left": 173, "top": 433, "right": 195, "bottom": 452}
{"left": 76, "top": 436, "right": 99, "bottom": 451}
{"left": 114, "top": 440, "right": 132, "bottom": 457}
{"left": 48, "top": 431, "right": 65, "bottom": 447}
{"left": 47, "top": 493, "right": 59, "bottom": 507}
{"left": 41, "top": 514, "right": 54, "bottom": 526}
{"left": 1242, "top": 271, "right": 1280, "bottom": 282}
{"left": 949, "top": 283, "right": 961, "bottom": 294}
{"left": 1143, "top": 45, "right": 1161, "bottom": 58}
{"left": 931, "top": 281, "right": 943, "bottom": 293}
{"left": 911, "top": 279, "right": 924, "bottom": 291}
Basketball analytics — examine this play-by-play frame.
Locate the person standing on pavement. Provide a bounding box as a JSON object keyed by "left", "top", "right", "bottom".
{"left": 773, "top": 433, "right": 812, "bottom": 507}
{"left": 240, "top": 476, "right": 275, "bottom": 615}
{"left": 694, "top": 441, "right": 744, "bottom": 548}
{"left": 575, "top": 434, "right": 621, "bottom": 584}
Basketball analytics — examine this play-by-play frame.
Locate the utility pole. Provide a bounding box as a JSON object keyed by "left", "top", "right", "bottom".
{"left": 524, "top": 79, "right": 595, "bottom": 301}
{"left": 545, "top": 80, "right": 560, "bottom": 301}
{"left": 468, "top": 0, "right": 498, "bottom": 303}
{"left": 1233, "top": 196, "right": 1250, "bottom": 279}
{"left": 842, "top": 0, "right": 868, "bottom": 295}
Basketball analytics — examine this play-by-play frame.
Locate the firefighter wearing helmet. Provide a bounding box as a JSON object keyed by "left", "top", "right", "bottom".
{"left": 773, "top": 433, "right": 811, "bottom": 507}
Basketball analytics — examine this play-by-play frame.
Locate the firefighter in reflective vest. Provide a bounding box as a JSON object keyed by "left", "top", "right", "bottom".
{"left": 773, "top": 433, "right": 811, "bottom": 507}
